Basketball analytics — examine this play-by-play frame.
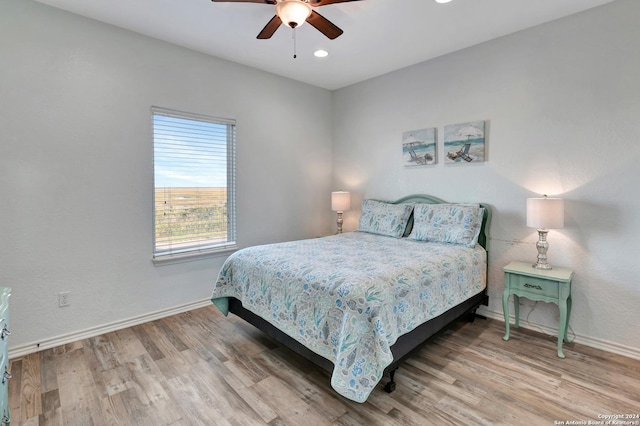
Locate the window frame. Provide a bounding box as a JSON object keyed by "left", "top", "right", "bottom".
{"left": 151, "top": 106, "right": 237, "bottom": 264}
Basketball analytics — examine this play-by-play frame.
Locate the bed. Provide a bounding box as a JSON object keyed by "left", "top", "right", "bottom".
{"left": 211, "top": 194, "right": 491, "bottom": 403}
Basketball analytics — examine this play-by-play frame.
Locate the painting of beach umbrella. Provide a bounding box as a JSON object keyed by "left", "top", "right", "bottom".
{"left": 402, "top": 127, "right": 436, "bottom": 166}
{"left": 444, "top": 120, "right": 486, "bottom": 164}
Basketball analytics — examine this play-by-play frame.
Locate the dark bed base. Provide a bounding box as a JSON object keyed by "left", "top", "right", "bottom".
{"left": 227, "top": 290, "right": 488, "bottom": 395}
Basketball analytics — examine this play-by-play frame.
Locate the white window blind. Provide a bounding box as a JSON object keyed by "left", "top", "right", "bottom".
{"left": 152, "top": 107, "right": 236, "bottom": 260}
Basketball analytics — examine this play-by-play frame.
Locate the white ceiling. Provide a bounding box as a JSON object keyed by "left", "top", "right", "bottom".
{"left": 35, "top": 0, "right": 615, "bottom": 90}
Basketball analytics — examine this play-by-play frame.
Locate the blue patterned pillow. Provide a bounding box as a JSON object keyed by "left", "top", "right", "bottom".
{"left": 408, "top": 203, "right": 484, "bottom": 247}
{"left": 358, "top": 199, "right": 414, "bottom": 238}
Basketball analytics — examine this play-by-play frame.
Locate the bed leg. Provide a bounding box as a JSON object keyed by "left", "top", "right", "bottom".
{"left": 467, "top": 308, "right": 487, "bottom": 322}
{"left": 384, "top": 368, "right": 397, "bottom": 393}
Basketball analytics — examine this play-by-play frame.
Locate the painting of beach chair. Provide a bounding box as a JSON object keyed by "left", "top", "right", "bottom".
{"left": 447, "top": 143, "right": 473, "bottom": 162}
{"left": 408, "top": 147, "right": 433, "bottom": 165}
{"left": 402, "top": 128, "right": 436, "bottom": 166}
{"left": 408, "top": 148, "right": 425, "bottom": 164}
{"left": 444, "top": 121, "right": 486, "bottom": 164}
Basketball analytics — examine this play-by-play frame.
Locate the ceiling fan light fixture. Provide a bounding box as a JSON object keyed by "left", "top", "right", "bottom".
{"left": 276, "top": 1, "right": 312, "bottom": 29}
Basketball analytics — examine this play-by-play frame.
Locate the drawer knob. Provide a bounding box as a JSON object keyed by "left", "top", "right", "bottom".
{"left": 524, "top": 283, "right": 543, "bottom": 291}
{"left": 0, "top": 324, "right": 9, "bottom": 340}
{"left": 2, "top": 368, "right": 11, "bottom": 384}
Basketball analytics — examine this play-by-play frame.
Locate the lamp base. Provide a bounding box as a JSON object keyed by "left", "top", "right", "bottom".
{"left": 532, "top": 228, "right": 553, "bottom": 270}
{"left": 532, "top": 261, "right": 552, "bottom": 270}
{"left": 336, "top": 211, "right": 343, "bottom": 234}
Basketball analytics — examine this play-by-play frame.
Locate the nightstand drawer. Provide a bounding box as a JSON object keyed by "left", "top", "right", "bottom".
{"left": 507, "top": 273, "right": 558, "bottom": 299}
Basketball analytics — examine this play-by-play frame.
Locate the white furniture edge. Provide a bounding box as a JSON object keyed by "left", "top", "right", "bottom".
{"left": 478, "top": 307, "right": 640, "bottom": 361}
{"left": 8, "top": 298, "right": 212, "bottom": 360}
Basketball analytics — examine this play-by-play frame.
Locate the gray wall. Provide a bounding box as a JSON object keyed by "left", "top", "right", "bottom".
{"left": 332, "top": 0, "right": 640, "bottom": 356}
{"left": 1, "top": 0, "right": 333, "bottom": 351}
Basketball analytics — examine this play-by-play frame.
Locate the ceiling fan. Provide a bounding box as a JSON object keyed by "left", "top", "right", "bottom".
{"left": 211, "top": 0, "right": 362, "bottom": 40}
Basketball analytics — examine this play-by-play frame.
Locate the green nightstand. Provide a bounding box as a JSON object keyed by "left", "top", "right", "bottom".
{"left": 502, "top": 261, "right": 574, "bottom": 358}
{"left": 0, "top": 287, "right": 10, "bottom": 425}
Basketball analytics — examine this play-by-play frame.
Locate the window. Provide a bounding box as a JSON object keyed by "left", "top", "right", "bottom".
{"left": 152, "top": 107, "right": 236, "bottom": 261}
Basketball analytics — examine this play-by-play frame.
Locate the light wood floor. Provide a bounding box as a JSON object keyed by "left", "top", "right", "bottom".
{"left": 8, "top": 305, "right": 640, "bottom": 425}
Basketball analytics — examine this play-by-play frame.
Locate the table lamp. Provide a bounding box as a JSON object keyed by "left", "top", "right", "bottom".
{"left": 331, "top": 191, "right": 351, "bottom": 234}
{"left": 527, "top": 195, "right": 564, "bottom": 270}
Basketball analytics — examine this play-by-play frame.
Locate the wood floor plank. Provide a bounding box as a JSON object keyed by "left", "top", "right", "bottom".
{"left": 54, "top": 346, "right": 102, "bottom": 425}
{"left": 232, "top": 385, "right": 279, "bottom": 424}
{"left": 41, "top": 388, "right": 60, "bottom": 414}
{"left": 8, "top": 358, "right": 23, "bottom": 425}
{"left": 251, "top": 376, "right": 333, "bottom": 426}
{"left": 130, "top": 325, "right": 165, "bottom": 362}
{"left": 98, "top": 392, "right": 129, "bottom": 426}
{"left": 181, "top": 347, "right": 266, "bottom": 423}
{"left": 156, "top": 317, "right": 190, "bottom": 352}
{"left": 7, "top": 305, "right": 640, "bottom": 425}
{"left": 399, "top": 362, "right": 482, "bottom": 408}
{"left": 86, "top": 335, "right": 122, "bottom": 373}
{"left": 39, "top": 405, "right": 63, "bottom": 426}
{"left": 161, "top": 375, "right": 221, "bottom": 425}
{"left": 39, "top": 349, "right": 58, "bottom": 395}
{"left": 124, "top": 354, "right": 171, "bottom": 407}
{"left": 111, "top": 327, "right": 148, "bottom": 360}
{"left": 116, "top": 387, "right": 151, "bottom": 426}
{"left": 19, "top": 352, "right": 42, "bottom": 421}
{"left": 20, "top": 417, "right": 39, "bottom": 426}
{"left": 101, "top": 364, "right": 136, "bottom": 398}
{"left": 140, "top": 321, "right": 190, "bottom": 377}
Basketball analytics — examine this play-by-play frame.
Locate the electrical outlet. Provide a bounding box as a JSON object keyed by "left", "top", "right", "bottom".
{"left": 59, "top": 291, "right": 71, "bottom": 307}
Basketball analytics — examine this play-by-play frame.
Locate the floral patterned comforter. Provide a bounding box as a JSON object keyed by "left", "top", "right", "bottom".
{"left": 211, "top": 231, "right": 487, "bottom": 402}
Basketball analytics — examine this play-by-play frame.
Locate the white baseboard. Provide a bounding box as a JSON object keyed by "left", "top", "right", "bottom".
{"left": 8, "top": 298, "right": 213, "bottom": 360}
{"left": 477, "top": 307, "right": 640, "bottom": 361}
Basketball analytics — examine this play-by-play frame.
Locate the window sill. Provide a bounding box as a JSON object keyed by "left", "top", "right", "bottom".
{"left": 152, "top": 245, "right": 238, "bottom": 266}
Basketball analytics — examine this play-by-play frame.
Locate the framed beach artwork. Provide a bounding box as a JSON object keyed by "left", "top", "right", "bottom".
{"left": 444, "top": 120, "right": 486, "bottom": 164}
{"left": 402, "top": 127, "right": 437, "bottom": 167}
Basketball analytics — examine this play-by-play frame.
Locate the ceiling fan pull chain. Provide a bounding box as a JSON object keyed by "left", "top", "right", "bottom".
{"left": 292, "top": 27, "right": 297, "bottom": 59}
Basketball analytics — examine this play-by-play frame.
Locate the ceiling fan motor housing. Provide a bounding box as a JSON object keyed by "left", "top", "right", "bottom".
{"left": 276, "top": 0, "right": 312, "bottom": 28}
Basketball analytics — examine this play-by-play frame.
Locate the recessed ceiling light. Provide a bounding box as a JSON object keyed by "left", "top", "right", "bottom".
{"left": 435, "top": 0, "right": 452, "bottom": 3}
{"left": 314, "top": 49, "right": 329, "bottom": 58}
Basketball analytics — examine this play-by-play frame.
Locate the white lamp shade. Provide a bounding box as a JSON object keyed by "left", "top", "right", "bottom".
{"left": 527, "top": 197, "right": 564, "bottom": 229}
{"left": 276, "top": 1, "right": 312, "bottom": 28}
{"left": 331, "top": 191, "right": 351, "bottom": 212}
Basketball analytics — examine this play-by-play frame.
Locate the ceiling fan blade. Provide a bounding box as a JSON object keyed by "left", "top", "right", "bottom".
{"left": 257, "top": 15, "right": 282, "bottom": 39}
{"left": 211, "top": 0, "right": 275, "bottom": 3}
{"left": 306, "top": 10, "right": 343, "bottom": 39}
{"left": 309, "top": 0, "right": 362, "bottom": 6}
